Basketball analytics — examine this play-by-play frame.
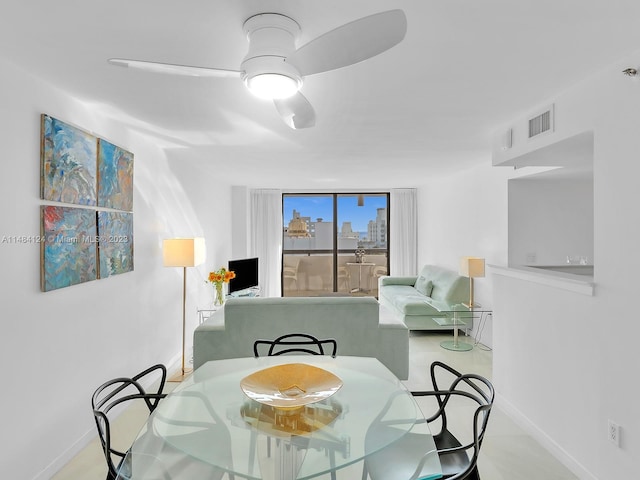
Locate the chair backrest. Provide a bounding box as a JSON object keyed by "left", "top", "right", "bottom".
{"left": 372, "top": 265, "right": 387, "bottom": 276}
{"left": 427, "top": 361, "right": 495, "bottom": 480}
{"left": 91, "top": 364, "right": 167, "bottom": 479}
{"left": 283, "top": 256, "right": 301, "bottom": 271}
{"left": 253, "top": 333, "right": 338, "bottom": 358}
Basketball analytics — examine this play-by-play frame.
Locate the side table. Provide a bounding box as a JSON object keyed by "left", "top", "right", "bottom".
{"left": 346, "top": 262, "right": 375, "bottom": 293}
{"left": 433, "top": 304, "right": 492, "bottom": 352}
{"left": 197, "top": 305, "right": 221, "bottom": 324}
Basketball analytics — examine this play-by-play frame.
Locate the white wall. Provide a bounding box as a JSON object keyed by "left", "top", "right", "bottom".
{"left": 491, "top": 52, "right": 640, "bottom": 478}
{"left": 508, "top": 176, "right": 594, "bottom": 266}
{"left": 0, "top": 58, "right": 232, "bottom": 478}
{"left": 231, "top": 186, "right": 250, "bottom": 260}
{"left": 417, "top": 163, "right": 511, "bottom": 348}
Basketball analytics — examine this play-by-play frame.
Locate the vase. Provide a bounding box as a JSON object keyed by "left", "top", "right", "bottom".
{"left": 214, "top": 282, "right": 225, "bottom": 306}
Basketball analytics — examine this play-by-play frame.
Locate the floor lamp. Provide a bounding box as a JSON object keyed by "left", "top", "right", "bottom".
{"left": 459, "top": 256, "right": 485, "bottom": 308}
{"left": 163, "top": 238, "right": 206, "bottom": 382}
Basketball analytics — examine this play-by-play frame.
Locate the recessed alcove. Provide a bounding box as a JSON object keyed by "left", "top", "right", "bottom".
{"left": 506, "top": 131, "right": 594, "bottom": 279}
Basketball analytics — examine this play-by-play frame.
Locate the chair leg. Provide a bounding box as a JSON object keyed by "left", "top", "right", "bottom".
{"left": 361, "top": 463, "right": 369, "bottom": 480}
{"left": 329, "top": 450, "right": 337, "bottom": 480}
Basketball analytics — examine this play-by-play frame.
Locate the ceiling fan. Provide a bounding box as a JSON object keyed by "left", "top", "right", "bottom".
{"left": 108, "top": 9, "right": 407, "bottom": 129}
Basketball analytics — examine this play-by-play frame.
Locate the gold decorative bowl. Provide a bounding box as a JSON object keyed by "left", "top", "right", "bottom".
{"left": 240, "top": 363, "right": 343, "bottom": 409}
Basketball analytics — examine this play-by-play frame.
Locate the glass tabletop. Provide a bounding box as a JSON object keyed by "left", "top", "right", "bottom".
{"left": 427, "top": 302, "right": 492, "bottom": 315}
{"left": 118, "top": 356, "right": 442, "bottom": 480}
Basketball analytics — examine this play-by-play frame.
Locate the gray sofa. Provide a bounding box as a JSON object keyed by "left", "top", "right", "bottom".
{"left": 193, "top": 296, "right": 409, "bottom": 379}
{"left": 378, "top": 265, "right": 470, "bottom": 330}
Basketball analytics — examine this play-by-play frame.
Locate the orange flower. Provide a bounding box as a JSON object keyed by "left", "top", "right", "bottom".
{"left": 207, "top": 267, "right": 235, "bottom": 286}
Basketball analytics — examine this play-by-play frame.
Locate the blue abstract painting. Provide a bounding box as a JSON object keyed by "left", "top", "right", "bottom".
{"left": 97, "top": 211, "right": 134, "bottom": 278}
{"left": 41, "top": 114, "right": 98, "bottom": 205}
{"left": 41, "top": 206, "right": 98, "bottom": 291}
{"left": 98, "top": 139, "right": 134, "bottom": 211}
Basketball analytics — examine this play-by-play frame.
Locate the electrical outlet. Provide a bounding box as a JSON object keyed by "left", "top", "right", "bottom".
{"left": 608, "top": 420, "right": 620, "bottom": 447}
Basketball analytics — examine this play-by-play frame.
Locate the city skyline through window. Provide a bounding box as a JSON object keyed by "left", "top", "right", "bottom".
{"left": 282, "top": 193, "right": 389, "bottom": 296}
{"left": 283, "top": 194, "right": 388, "bottom": 247}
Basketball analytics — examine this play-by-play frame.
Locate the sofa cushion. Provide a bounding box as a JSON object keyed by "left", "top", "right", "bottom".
{"left": 414, "top": 276, "right": 433, "bottom": 297}
{"left": 379, "top": 284, "right": 417, "bottom": 300}
{"left": 418, "top": 265, "right": 469, "bottom": 303}
{"left": 392, "top": 295, "right": 440, "bottom": 316}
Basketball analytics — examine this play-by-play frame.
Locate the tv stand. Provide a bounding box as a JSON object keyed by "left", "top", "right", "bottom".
{"left": 228, "top": 286, "right": 261, "bottom": 298}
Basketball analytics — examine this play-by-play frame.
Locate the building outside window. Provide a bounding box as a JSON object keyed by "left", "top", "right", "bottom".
{"left": 282, "top": 193, "right": 389, "bottom": 297}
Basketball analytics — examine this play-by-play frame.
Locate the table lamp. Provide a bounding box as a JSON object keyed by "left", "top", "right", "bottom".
{"left": 459, "top": 256, "right": 485, "bottom": 308}
{"left": 163, "top": 237, "right": 205, "bottom": 382}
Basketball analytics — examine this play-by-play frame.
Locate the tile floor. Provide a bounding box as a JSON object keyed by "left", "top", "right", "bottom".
{"left": 54, "top": 331, "right": 578, "bottom": 479}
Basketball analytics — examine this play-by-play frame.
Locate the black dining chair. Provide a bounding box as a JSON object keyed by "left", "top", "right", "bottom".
{"left": 362, "top": 361, "right": 495, "bottom": 480}
{"left": 253, "top": 332, "right": 338, "bottom": 357}
{"left": 91, "top": 364, "right": 168, "bottom": 480}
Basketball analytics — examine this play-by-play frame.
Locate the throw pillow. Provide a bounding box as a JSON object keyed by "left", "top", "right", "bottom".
{"left": 415, "top": 276, "right": 433, "bottom": 297}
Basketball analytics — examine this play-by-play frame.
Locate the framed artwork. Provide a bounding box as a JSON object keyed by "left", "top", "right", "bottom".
{"left": 41, "top": 114, "right": 97, "bottom": 206}
{"left": 97, "top": 211, "right": 134, "bottom": 278}
{"left": 40, "top": 114, "right": 136, "bottom": 290}
{"left": 41, "top": 205, "right": 98, "bottom": 291}
{"left": 98, "top": 139, "right": 134, "bottom": 211}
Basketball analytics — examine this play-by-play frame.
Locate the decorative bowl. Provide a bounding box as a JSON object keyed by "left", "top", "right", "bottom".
{"left": 240, "top": 363, "right": 343, "bottom": 409}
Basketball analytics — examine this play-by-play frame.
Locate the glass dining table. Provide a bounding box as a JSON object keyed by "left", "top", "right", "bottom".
{"left": 116, "top": 355, "right": 442, "bottom": 480}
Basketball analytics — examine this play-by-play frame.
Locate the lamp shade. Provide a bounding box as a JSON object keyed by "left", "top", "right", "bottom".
{"left": 459, "top": 257, "right": 485, "bottom": 278}
{"left": 163, "top": 238, "right": 206, "bottom": 267}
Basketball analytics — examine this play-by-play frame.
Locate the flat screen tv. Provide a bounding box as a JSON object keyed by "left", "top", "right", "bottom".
{"left": 228, "top": 257, "right": 259, "bottom": 294}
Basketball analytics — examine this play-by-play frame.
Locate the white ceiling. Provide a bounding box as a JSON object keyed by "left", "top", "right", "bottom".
{"left": 3, "top": 0, "right": 640, "bottom": 188}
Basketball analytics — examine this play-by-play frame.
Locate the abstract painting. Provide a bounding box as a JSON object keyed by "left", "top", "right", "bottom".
{"left": 98, "top": 139, "right": 134, "bottom": 211}
{"left": 41, "top": 205, "right": 98, "bottom": 291}
{"left": 41, "top": 114, "right": 97, "bottom": 206}
{"left": 97, "top": 211, "right": 134, "bottom": 278}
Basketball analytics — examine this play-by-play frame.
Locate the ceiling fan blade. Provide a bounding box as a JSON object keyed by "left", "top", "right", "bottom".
{"left": 274, "top": 92, "right": 316, "bottom": 129}
{"left": 285, "top": 9, "right": 407, "bottom": 76}
{"left": 108, "top": 58, "right": 241, "bottom": 78}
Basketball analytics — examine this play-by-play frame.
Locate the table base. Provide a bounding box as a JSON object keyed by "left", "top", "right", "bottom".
{"left": 440, "top": 340, "right": 473, "bottom": 352}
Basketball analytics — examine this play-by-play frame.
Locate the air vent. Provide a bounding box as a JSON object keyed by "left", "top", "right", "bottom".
{"left": 528, "top": 105, "right": 554, "bottom": 139}
{"left": 502, "top": 128, "right": 513, "bottom": 150}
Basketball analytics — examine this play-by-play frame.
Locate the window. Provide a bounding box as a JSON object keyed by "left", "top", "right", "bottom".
{"left": 282, "top": 193, "right": 389, "bottom": 297}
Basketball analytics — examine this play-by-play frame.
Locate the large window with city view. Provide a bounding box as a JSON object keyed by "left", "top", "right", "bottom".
{"left": 282, "top": 193, "right": 389, "bottom": 297}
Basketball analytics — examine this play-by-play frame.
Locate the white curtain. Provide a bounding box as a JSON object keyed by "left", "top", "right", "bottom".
{"left": 390, "top": 188, "right": 418, "bottom": 276}
{"left": 249, "top": 189, "right": 283, "bottom": 297}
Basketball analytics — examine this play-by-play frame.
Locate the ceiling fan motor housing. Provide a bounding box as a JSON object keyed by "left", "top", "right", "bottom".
{"left": 241, "top": 13, "right": 303, "bottom": 98}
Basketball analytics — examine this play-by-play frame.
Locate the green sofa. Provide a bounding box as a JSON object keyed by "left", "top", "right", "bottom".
{"left": 378, "top": 265, "right": 470, "bottom": 330}
{"left": 193, "top": 296, "right": 409, "bottom": 379}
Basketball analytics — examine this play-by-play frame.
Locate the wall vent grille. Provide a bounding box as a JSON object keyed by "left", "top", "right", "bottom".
{"left": 502, "top": 128, "right": 513, "bottom": 150}
{"left": 528, "top": 106, "right": 554, "bottom": 139}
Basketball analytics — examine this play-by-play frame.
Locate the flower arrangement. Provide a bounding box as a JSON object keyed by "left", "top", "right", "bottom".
{"left": 207, "top": 267, "right": 236, "bottom": 306}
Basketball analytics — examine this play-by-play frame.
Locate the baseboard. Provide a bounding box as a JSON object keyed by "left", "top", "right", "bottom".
{"left": 495, "top": 394, "right": 600, "bottom": 480}
{"left": 33, "top": 426, "right": 97, "bottom": 480}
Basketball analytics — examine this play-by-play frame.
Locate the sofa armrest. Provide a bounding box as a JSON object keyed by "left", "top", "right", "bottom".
{"left": 380, "top": 276, "right": 417, "bottom": 287}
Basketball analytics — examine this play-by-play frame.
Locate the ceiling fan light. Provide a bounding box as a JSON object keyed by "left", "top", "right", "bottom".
{"left": 247, "top": 73, "right": 299, "bottom": 100}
